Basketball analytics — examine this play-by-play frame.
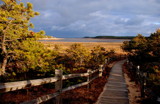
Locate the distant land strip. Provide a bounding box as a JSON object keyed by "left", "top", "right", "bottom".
{"left": 84, "top": 36, "right": 135, "bottom": 39}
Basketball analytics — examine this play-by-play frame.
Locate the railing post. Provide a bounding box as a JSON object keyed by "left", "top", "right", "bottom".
{"left": 107, "top": 58, "right": 110, "bottom": 64}
{"left": 105, "top": 58, "right": 108, "bottom": 65}
{"left": 104, "top": 58, "right": 108, "bottom": 70}
{"left": 157, "top": 97, "right": 160, "bottom": 102}
{"left": 55, "top": 69, "right": 63, "bottom": 104}
{"left": 87, "top": 69, "right": 91, "bottom": 89}
{"left": 99, "top": 65, "right": 103, "bottom": 77}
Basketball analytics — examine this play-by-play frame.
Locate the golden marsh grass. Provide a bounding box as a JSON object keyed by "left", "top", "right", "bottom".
{"left": 41, "top": 41, "right": 125, "bottom": 54}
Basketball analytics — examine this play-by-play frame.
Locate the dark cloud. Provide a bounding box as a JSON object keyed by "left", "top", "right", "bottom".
{"left": 0, "top": 1, "right": 4, "bottom": 5}
{"left": 20, "top": 0, "right": 160, "bottom": 37}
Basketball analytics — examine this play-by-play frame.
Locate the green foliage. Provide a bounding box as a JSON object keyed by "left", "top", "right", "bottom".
{"left": 89, "top": 46, "right": 106, "bottom": 68}
{"left": 13, "top": 40, "right": 56, "bottom": 71}
{"left": 54, "top": 44, "right": 61, "bottom": 51}
{"left": 89, "top": 46, "right": 115, "bottom": 69}
{"left": 122, "top": 34, "right": 148, "bottom": 54}
{"left": 122, "top": 34, "right": 151, "bottom": 64}
{"left": 66, "top": 43, "right": 91, "bottom": 67}
{"left": 55, "top": 44, "right": 115, "bottom": 73}
{"left": 148, "top": 29, "right": 160, "bottom": 57}
{"left": 0, "top": 0, "right": 46, "bottom": 75}
{"left": 1, "top": 39, "right": 60, "bottom": 81}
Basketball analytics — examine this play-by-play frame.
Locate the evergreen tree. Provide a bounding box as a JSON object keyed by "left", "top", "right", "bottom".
{"left": 0, "top": 0, "right": 40, "bottom": 75}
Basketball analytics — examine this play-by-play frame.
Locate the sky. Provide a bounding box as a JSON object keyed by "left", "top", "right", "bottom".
{"left": 3, "top": 0, "right": 160, "bottom": 38}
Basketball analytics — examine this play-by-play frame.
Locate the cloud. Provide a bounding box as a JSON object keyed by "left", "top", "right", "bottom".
{"left": 89, "top": 11, "right": 108, "bottom": 18}
{"left": 19, "top": 0, "right": 160, "bottom": 37}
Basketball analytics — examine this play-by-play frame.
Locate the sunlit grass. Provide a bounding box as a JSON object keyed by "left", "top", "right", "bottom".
{"left": 41, "top": 42, "right": 125, "bottom": 54}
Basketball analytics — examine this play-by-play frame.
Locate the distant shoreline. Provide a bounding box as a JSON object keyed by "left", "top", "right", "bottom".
{"left": 83, "top": 37, "right": 130, "bottom": 40}
{"left": 84, "top": 36, "right": 135, "bottom": 39}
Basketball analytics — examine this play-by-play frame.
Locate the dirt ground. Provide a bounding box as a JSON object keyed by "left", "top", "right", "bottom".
{"left": 123, "top": 63, "right": 141, "bottom": 104}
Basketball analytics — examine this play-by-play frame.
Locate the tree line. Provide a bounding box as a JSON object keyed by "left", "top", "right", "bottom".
{"left": 122, "top": 29, "right": 160, "bottom": 101}
{"left": 84, "top": 36, "right": 135, "bottom": 39}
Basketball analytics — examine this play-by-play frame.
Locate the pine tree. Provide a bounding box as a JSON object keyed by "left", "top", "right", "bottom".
{"left": 0, "top": 0, "right": 39, "bottom": 75}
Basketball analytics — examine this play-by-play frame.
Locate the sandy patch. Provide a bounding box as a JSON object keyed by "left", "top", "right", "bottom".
{"left": 123, "top": 63, "right": 141, "bottom": 104}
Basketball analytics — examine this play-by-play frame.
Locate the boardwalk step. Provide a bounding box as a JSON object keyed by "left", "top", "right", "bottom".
{"left": 104, "top": 88, "right": 128, "bottom": 92}
{"left": 109, "top": 75, "right": 124, "bottom": 79}
{"left": 108, "top": 78, "right": 125, "bottom": 81}
{"left": 99, "top": 100, "right": 129, "bottom": 104}
{"left": 107, "top": 81, "right": 126, "bottom": 85}
{"left": 107, "top": 83, "right": 126, "bottom": 87}
{"left": 102, "top": 90, "right": 128, "bottom": 97}
{"left": 100, "top": 96, "right": 128, "bottom": 99}
{"left": 108, "top": 79, "right": 125, "bottom": 83}
{"left": 105, "top": 85, "right": 127, "bottom": 90}
{"left": 106, "top": 83, "right": 127, "bottom": 88}
{"left": 110, "top": 73, "right": 123, "bottom": 77}
{"left": 99, "top": 97, "right": 129, "bottom": 104}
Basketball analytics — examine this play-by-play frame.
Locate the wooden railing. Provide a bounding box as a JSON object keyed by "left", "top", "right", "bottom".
{"left": 0, "top": 64, "right": 105, "bottom": 104}
{"left": 126, "top": 60, "right": 160, "bottom": 103}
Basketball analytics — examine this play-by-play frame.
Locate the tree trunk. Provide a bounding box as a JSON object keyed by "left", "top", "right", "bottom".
{"left": 0, "top": 32, "right": 7, "bottom": 75}
{"left": 0, "top": 20, "right": 12, "bottom": 76}
{"left": 1, "top": 56, "right": 7, "bottom": 75}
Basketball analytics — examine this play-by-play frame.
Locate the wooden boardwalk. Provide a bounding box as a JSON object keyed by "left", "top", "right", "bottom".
{"left": 96, "top": 60, "right": 129, "bottom": 104}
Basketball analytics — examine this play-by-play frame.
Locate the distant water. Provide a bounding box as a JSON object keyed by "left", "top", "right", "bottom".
{"left": 40, "top": 38, "right": 129, "bottom": 42}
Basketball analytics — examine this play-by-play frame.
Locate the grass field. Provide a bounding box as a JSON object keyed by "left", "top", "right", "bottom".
{"left": 41, "top": 41, "right": 125, "bottom": 54}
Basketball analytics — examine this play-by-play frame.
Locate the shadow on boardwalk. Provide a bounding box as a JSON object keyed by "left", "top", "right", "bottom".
{"left": 96, "top": 60, "right": 129, "bottom": 104}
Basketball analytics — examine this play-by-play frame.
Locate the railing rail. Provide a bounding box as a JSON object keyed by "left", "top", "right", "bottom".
{"left": 62, "top": 73, "right": 89, "bottom": 80}
{"left": 0, "top": 77, "right": 58, "bottom": 93}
